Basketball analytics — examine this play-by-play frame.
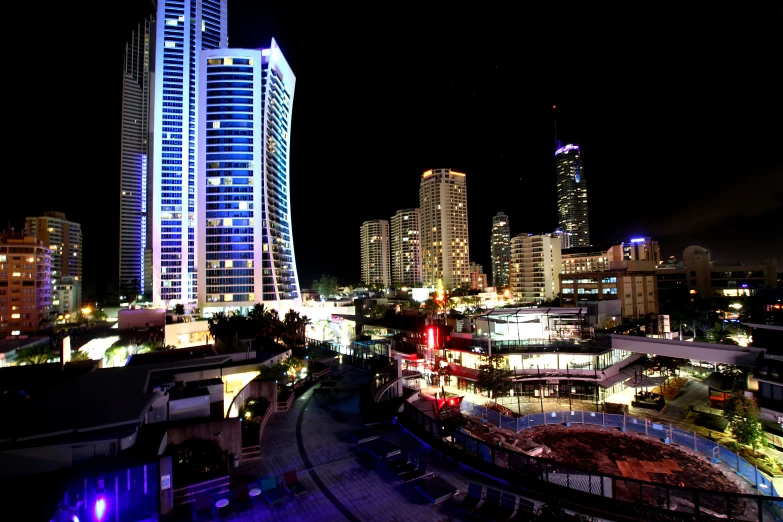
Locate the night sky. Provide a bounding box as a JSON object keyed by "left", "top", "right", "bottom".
{"left": 6, "top": 2, "right": 782, "bottom": 300}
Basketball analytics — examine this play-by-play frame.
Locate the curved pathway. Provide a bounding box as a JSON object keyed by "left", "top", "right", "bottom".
{"left": 296, "top": 390, "right": 361, "bottom": 522}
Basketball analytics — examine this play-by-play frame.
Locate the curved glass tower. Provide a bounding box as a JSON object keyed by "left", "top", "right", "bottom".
{"left": 197, "top": 42, "right": 300, "bottom": 313}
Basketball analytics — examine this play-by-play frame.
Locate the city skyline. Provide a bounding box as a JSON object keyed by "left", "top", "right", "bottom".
{"left": 5, "top": 1, "right": 782, "bottom": 300}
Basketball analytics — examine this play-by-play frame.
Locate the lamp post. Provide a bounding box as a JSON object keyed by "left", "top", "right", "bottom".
{"left": 567, "top": 363, "right": 572, "bottom": 411}
{"left": 537, "top": 365, "right": 544, "bottom": 413}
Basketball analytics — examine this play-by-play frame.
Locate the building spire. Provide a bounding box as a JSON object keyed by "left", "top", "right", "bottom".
{"left": 553, "top": 105, "right": 562, "bottom": 152}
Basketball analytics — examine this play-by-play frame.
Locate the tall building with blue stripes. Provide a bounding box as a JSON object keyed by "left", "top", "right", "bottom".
{"left": 151, "top": 0, "right": 228, "bottom": 306}
{"left": 120, "top": 17, "right": 153, "bottom": 299}
{"left": 197, "top": 42, "right": 300, "bottom": 313}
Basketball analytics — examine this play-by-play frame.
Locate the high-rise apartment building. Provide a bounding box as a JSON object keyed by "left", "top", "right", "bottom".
{"left": 120, "top": 17, "right": 153, "bottom": 300}
{"left": 555, "top": 143, "right": 590, "bottom": 248}
{"left": 419, "top": 169, "right": 470, "bottom": 290}
{"left": 491, "top": 212, "right": 510, "bottom": 289}
{"left": 152, "top": 0, "right": 228, "bottom": 306}
{"left": 0, "top": 234, "right": 52, "bottom": 336}
{"left": 468, "top": 262, "right": 487, "bottom": 291}
{"left": 390, "top": 209, "right": 421, "bottom": 288}
{"left": 360, "top": 220, "right": 390, "bottom": 288}
{"left": 24, "top": 213, "right": 82, "bottom": 314}
{"left": 509, "top": 233, "right": 562, "bottom": 304}
{"left": 197, "top": 43, "right": 300, "bottom": 312}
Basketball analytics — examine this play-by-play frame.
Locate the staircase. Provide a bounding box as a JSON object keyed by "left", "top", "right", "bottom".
{"left": 241, "top": 445, "right": 261, "bottom": 462}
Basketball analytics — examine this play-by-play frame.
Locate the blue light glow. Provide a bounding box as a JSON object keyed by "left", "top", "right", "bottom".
{"left": 630, "top": 238, "right": 645, "bottom": 243}
{"left": 94, "top": 497, "right": 106, "bottom": 520}
{"left": 555, "top": 143, "right": 579, "bottom": 156}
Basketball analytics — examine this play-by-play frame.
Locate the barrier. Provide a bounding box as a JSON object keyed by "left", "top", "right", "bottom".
{"left": 460, "top": 400, "right": 783, "bottom": 502}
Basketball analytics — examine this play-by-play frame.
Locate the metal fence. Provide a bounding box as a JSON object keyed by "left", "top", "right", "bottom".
{"left": 460, "top": 400, "right": 783, "bottom": 515}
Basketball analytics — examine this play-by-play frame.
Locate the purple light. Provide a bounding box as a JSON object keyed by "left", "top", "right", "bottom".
{"left": 94, "top": 497, "right": 106, "bottom": 520}
{"left": 554, "top": 143, "right": 579, "bottom": 156}
{"left": 630, "top": 238, "right": 645, "bottom": 243}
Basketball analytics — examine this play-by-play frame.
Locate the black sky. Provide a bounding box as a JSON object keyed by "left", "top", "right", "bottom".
{"left": 5, "top": 2, "right": 782, "bottom": 300}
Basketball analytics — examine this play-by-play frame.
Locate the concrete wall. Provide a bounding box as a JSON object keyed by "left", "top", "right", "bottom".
{"left": 118, "top": 308, "right": 166, "bottom": 329}
{"left": 228, "top": 378, "right": 278, "bottom": 417}
{"left": 165, "top": 417, "right": 241, "bottom": 460}
{"left": 165, "top": 320, "right": 211, "bottom": 348}
{"left": 168, "top": 395, "right": 210, "bottom": 422}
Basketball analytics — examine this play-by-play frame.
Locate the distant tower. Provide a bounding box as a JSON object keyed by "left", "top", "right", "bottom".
{"left": 360, "top": 220, "right": 390, "bottom": 288}
{"left": 491, "top": 212, "right": 510, "bottom": 288}
{"left": 390, "top": 209, "right": 421, "bottom": 288}
{"left": 555, "top": 143, "right": 591, "bottom": 248}
{"left": 509, "top": 233, "right": 562, "bottom": 304}
{"left": 419, "top": 169, "right": 470, "bottom": 290}
{"left": 120, "top": 16, "right": 153, "bottom": 300}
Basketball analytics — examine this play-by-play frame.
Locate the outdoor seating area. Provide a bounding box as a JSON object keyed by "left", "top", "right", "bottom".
{"left": 632, "top": 390, "right": 665, "bottom": 410}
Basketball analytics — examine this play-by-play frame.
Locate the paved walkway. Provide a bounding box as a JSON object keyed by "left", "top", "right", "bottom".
{"left": 218, "top": 362, "right": 603, "bottom": 522}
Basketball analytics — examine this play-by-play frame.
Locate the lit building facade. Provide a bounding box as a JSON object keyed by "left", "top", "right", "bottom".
{"left": 607, "top": 237, "right": 660, "bottom": 264}
{"left": 0, "top": 234, "right": 52, "bottom": 336}
{"left": 419, "top": 168, "right": 470, "bottom": 290}
{"left": 555, "top": 143, "right": 590, "bottom": 248}
{"left": 468, "top": 262, "right": 487, "bottom": 290}
{"left": 509, "top": 233, "right": 562, "bottom": 303}
{"left": 197, "top": 43, "right": 301, "bottom": 313}
{"left": 152, "top": 0, "right": 228, "bottom": 306}
{"left": 561, "top": 247, "right": 609, "bottom": 275}
{"left": 24, "top": 212, "right": 82, "bottom": 314}
{"left": 559, "top": 261, "right": 659, "bottom": 319}
{"left": 120, "top": 17, "right": 153, "bottom": 299}
{"left": 390, "top": 208, "right": 421, "bottom": 288}
{"left": 656, "top": 246, "right": 778, "bottom": 304}
{"left": 491, "top": 212, "right": 511, "bottom": 289}
{"left": 360, "top": 220, "right": 390, "bottom": 288}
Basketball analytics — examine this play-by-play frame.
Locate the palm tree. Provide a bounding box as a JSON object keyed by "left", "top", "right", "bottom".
{"left": 15, "top": 343, "right": 56, "bottom": 365}
{"left": 207, "top": 311, "right": 230, "bottom": 343}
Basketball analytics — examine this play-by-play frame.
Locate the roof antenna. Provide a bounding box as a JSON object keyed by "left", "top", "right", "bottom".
{"left": 553, "top": 105, "right": 562, "bottom": 152}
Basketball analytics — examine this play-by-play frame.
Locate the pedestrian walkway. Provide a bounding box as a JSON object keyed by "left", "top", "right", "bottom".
{"left": 222, "top": 361, "right": 606, "bottom": 522}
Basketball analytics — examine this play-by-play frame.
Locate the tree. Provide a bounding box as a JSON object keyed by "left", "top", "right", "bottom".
{"left": 15, "top": 343, "right": 56, "bottom": 364}
{"left": 313, "top": 274, "right": 339, "bottom": 299}
{"left": 70, "top": 349, "right": 91, "bottom": 362}
{"left": 724, "top": 392, "right": 764, "bottom": 453}
{"left": 174, "top": 303, "right": 185, "bottom": 316}
{"left": 476, "top": 354, "right": 512, "bottom": 400}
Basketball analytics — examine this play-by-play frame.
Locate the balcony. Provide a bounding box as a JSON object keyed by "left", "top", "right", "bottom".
{"left": 446, "top": 335, "right": 612, "bottom": 356}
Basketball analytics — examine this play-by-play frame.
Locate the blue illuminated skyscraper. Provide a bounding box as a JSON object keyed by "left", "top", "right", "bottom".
{"left": 151, "top": 0, "right": 228, "bottom": 306}
{"left": 120, "top": 17, "right": 152, "bottom": 298}
{"left": 197, "top": 42, "right": 300, "bottom": 312}
{"left": 555, "top": 142, "right": 591, "bottom": 248}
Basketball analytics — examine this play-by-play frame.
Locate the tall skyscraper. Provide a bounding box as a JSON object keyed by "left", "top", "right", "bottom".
{"left": 360, "top": 220, "right": 390, "bottom": 288}
{"left": 120, "top": 17, "right": 153, "bottom": 299}
{"left": 197, "top": 42, "right": 300, "bottom": 312}
{"left": 555, "top": 143, "right": 591, "bottom": 248}
{"left": 491, "top": 212, "right": 510, "bottom": 288}
{"left": 152, "top": 0, "right": 228, "bottom": 306}
{"left": 419, "top": 169, "right": 470, "bottom": 290}
{"left": 509, "top": 233, "right": 562, "bottom": 304}
{"left": 24, "top": 212, "right": 82, "bottom": 314}
{"left": 390, "top": 209, "right": 421, "bottom": 288}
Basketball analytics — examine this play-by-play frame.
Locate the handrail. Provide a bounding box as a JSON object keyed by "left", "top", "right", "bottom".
{"left": 373, "top": 372, "right": 422, "bottom": 402}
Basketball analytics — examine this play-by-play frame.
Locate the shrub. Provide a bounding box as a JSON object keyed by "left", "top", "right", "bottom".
{"left": 240, "top": 397, "right": 271, "bottom": 422}
{"left": 603, "top": 402, "right": 628, "bottom": 414}
{"left": 166, "top": 437, "right": 227, "bottom": 488}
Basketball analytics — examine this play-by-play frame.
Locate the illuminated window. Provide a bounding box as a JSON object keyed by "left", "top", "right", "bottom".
{"left": 164, "top": 41, "right": 176, "bottom": 48}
